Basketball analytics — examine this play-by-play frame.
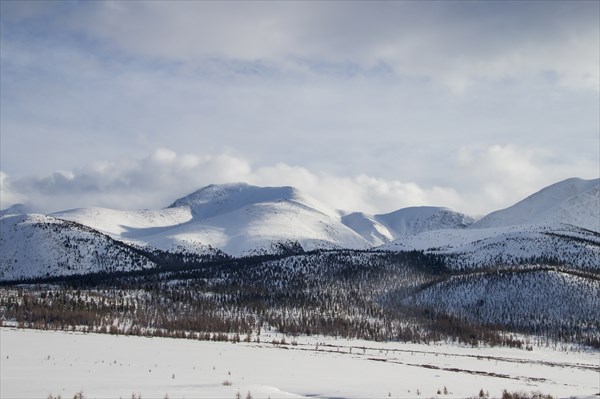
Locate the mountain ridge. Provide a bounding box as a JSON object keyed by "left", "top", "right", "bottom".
{"left": 474, "top": 177, "right": 599, "bottom": 230}
{"left": 1, "top": 177, "right": 598, "bottom": 280}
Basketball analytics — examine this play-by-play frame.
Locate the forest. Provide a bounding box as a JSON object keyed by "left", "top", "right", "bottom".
{"left": 1, "top": 248, "right": 598, "bottom": 349}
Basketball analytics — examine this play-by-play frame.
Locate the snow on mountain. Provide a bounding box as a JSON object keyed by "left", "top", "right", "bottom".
{"left": 52, "top": 207, "right": 193, "bottom": 237}
{"left": 380, "top": 223, "right": 600, "bottom": 271}
{"left": 340, "top": 212, "right": 394, "bottom": 246}
{"left": 377, "top": 206, "right": 476, "bottom": 235}
{"left": 379, "top": 178, "right": 600, "bottom": 270}
{"left": 54, "top": 183, "right": 370, "bottom": 256}
{"left": 168, "top": 183, "right": 338, "bottom": 219}
{"left": 0, "top": 204, "right": 31, "bottom": 218}
{"left": 342, "top": 207, "right": 475, "bottom": 246}
{"left": 4, "top": 178, "right": 599, "bottom": 268}
{"left": 538, "top": 184, "right": 600, "bottom": 231}
{"left": 474, "top": 177, "right": 599, "bottom": 230}
{"left": 0, "top": 213, "right": 158, "bottom": 281}
{"left": 404, "top": 269, "right": 600, "bottom": 339}
{"left": 158, "top": 200, "right": 370, "bottom": 256}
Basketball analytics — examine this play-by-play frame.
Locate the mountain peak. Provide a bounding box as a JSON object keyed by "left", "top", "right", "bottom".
{"left": 474, "top": 177, "right": 599, "bottom": 229}
{"left": 0, "top": 203, "right": 31, "bottom": 217}
{"left": 167, "top": 183, "right": 306, "bottom": 219}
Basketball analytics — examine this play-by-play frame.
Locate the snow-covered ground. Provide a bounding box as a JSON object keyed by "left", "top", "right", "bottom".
{"left": 1, "top": 328, "right": 598, "bottom": 399}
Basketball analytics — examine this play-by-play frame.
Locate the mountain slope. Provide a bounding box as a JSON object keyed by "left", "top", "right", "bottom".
{"left": 52, "top": 207, "right": 193, "bottom": 237}
{"left": 54, "top": 183, "right": 371, "bottom": 256}
{"left": 403, "top": 269, "right": 600, "bottom": 342}
{"left": 380, "top": 224, "right": 600, "bottom": 271}
{"left": 168, "top": 183, "right": 338, "bottom": 219}
{"left": 0, "top": 214, "right": 158, "bottom": 281}
{"left": 474, "top": 177, "right": 599, "bottom": 230}
{"left": 0, "top": 204, "right": 30, "bottom": 218}
{"left": 342, "top": 207, "right": 475, "bottom": 246}
{"left": 3, "top": 178, "right": 598, "bottom": 268}
{"left": 379, "top": 178, "right": 600, "bottom": 270}
{"left": 377, "top": 206, "right": 475, "bottom": 235}
{"left": 340, "top": 212, "right": 394, "bottom": 246}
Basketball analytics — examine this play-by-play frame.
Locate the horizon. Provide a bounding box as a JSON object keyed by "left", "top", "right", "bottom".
{"left": 1, "top": 176, "right": 598, "bottom": 218}
{"left": 1, "top": 1, "right": 599, "bottom": 215}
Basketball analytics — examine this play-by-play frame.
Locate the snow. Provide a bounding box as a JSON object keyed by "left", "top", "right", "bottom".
{"left": 341, "top": 212, "right": 394, "bottom": 246}
{"left": 53, "top": 183, "right": 372, "bottom": 257}
{"left": 474, "top": 178, "right": 599, "bottom": 231}
{"left": 1, "top": 328, "right": 598, "bottom": 399}
{"left": 51, "top": 206, "right": 194, "bottom": 236}
{"left": 377, "top": 177, "right": 600, "bottom": 270}
{"left": 379, "top": 223, "right": 600, "bottom": 270}
{"left": 406, "top": 270, "right": 600, "bottom": 331}
{"left": 0, "top": 204, "right": 30, "bottom": 218}
{"left": 2, "top": 179, "right": 599, "bottom": 278}
{"left": 168, "top": 182, "right": 338, "bottom": 220}
{"left": 376, "top": 206, "right": 475, "bottom": 236}
{"left": 47, "top": 179, "right": 598, "bottom": 260}
{"left": 341, "top": 207, "right": 476, "bottom": 246}
{"left": 0, "top": 214, "right": 157, "bottom": 280}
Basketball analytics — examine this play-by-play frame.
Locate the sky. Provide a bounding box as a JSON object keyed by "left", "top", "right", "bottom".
{"left": 1, "top": 1, "right": 599, "bottom": 215}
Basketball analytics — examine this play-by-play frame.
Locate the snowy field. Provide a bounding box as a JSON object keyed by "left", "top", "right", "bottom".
{"left": 1, "top": 328, "right": 599, "bottom": 399}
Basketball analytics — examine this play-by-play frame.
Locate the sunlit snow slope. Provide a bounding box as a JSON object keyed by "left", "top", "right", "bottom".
{"left": 380, "top": 178, "right": 600, "bottom": 270}
{"left": 0, "top": 214, "right": 158, "bottom": 280}
{"left": 474, "top": 177, "right": 599, "bottom": 230}
{"left": 342, "top": 207, "right": 475, "bottom": 246}
{"left": 2, "top": 178, "right": 599, "bottom": 279}
{"left": 54, "top": 183, "right": 371, "bottom": 256}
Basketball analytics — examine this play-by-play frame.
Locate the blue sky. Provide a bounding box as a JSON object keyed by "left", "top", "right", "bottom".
{"left": 1, "top": 1, "right": 598, "bottom": 214}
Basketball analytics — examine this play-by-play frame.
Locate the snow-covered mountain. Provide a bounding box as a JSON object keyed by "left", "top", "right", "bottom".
{"left": 1, "top": 178, "right": 598, "bottom": 280}
{"left": 343, "top": 207, "right": 476, "bottom": 246}
{"left": 403, "top": 269, "right": 600, "bottom": 334}
{"left": 474, "top": 177, "right": 599, "bottom": 230}
{"left": 340, "top": 212, "right": 395, "bottom": 246}
{"left": 380, "top": 223, "right": 600, "bottom": 271}
{"left": 0, "top": 204, "right": 30, "bottom": 218}
{"left": 380, "top": 178, "right": 600, "bottom": 270}
{"left": 54, "top": 183, "right": 371, "bottom": 256}
{"left": 0, "top": 213, "right": 158, "bottom": 281}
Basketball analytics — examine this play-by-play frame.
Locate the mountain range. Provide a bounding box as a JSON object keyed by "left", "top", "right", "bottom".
{"left": 0, "top": 177, "right": 598, "bottom": 280}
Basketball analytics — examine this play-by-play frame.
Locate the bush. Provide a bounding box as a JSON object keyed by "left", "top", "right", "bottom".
{"left": 501, "top": 391, "right": 555, "bottom": 399}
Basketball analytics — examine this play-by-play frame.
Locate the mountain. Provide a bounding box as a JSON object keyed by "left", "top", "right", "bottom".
{"left": 54, "top": 183, "right": 371, "bottom": 256}
{"left": 168, "top": 183, "right": 336, "bottom": 219}
{"left": 0, "top": 213, "right": 158, "bottom": 281}
{"left": 2, "top": 178, "right": 599, "bottom": 279}
{"left": 342, "top": 207, "right": 476, "bottom": 246}
{"left": 2, "top": 179, "right": 599, "bottom": 350}
{"left": 340, "top": 212, "right": 394, "bottom": 246}
{"left": 403, "top": 268, "right": 600, "bottom": 337}
{"left": 474, "top": 177, "right": 599, "bottom": 230}
{"left": 379, "top": 178, "right": 600, "bottom": 271}
{"left": 380, "top": 223, "right": 600, "bottom": 271}
{"left": 0, "top": 203, "right": 31, "bottom": 218}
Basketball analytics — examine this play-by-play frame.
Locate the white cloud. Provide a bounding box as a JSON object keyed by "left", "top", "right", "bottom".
{"left": 455, "top": 144, "right": 600, "bottom": 213}
{"left": 2, "top": 147, "right": 595, "bottom": 216}
{"left": 1, "top": 2, "right": 597, "bottom": 214}
{"left": 0, "top": 171, "right": 26, "bottom": 208}
{"left": 2, "top": 150, "right": 462, "bottom": 214}
{"left": 62, "top": 1, "right": 599, "bottom": 91}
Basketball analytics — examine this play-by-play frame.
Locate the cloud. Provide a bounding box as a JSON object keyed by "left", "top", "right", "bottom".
{"left": 3, "top": 1, "right": 597, "bottom": 91}
{"left": 1, "top": 2, "right": 597, "bottom": 212}
{"left": 455, "top": 144, "right": 600, "bottom": 212}
{"left": 1, "top": 147, "right": 595, "bottom": 216}
{"left": 1, "top": 149, "right": 461, "bottom": 214}
{"left": 51, "top": 1, "right": 598, "bottom": 91}
{"left": 0, "top": 171, "right": 26, "bottom": 208}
